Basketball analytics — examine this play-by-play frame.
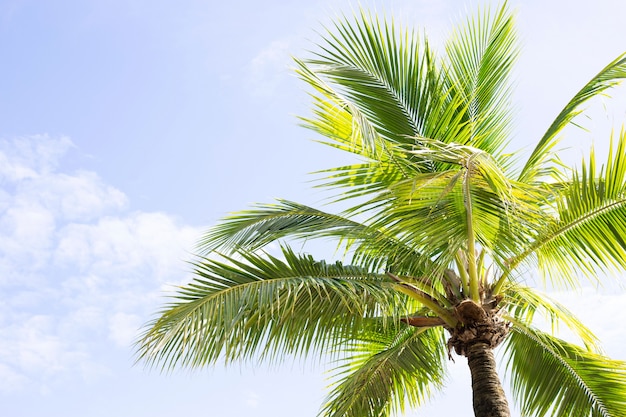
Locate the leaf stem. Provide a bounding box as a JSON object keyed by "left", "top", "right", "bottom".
{"left": 455, "top": 251, "right": 471, "bottom": 296}
{"left": 387, "top": 273, "right": 457, "bottom": 327}
{"left": 464, "top": 159, "right": 481, "bottom": 302}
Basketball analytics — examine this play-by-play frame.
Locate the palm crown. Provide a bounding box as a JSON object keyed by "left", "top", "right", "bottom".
{"left": 137, "top": 4, "right": 626, "bottom": 417}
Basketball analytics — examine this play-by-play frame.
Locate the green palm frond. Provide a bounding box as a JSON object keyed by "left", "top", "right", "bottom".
{"left": 364, "top": 167, "right": 466, "bottom": 268}
{"left": 520, "top": 53, "right": 626, "bottom": 183}
{"left": 504, "top": 285, "right": 600, "bottom": 351}
{"left": 301, "top": 11, "right": 423, "bottom": 144}
{"left": 444, "top": 2, "right": 518, "bottom": 154}
{"left": 297, "top": 9, "right": 474, "bottom": 165}
{"left": 322, "top": 323, "right": 447, "bottom": 417}
{"left": 313, "top": 158, "right": 412, "bottom": 205}
{"left": 360, "top": 139, "right": 542, "bottom": 269}
{"left": 295, "top": 58, "right": 386, "bottom": 159}
{"left": 197, "top": 200, "right": 372, "bottom": 254}
{"left": 196, "top": 199, "right": 435, "bottom": 276}
{"left": 503, "top": 325, "right": 626, "bottom": 417}
{"left": 136, "top": 246, "right": 405, "bottom": 370}
{"left": 509, "top": 129, "right": 626, "bottom": 286}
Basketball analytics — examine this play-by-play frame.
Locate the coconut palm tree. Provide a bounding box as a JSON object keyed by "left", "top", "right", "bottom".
{"left": 136, "top": 4, "right": 626, "bottom": 417}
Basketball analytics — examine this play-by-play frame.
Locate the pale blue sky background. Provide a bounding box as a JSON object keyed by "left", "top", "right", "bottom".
{"left": 1, "top": 1, "right": 625, "bottom": 416}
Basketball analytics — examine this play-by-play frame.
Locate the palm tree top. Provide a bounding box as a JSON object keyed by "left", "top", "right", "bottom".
{"left": 137, "top": 3, "right": 626, "bottom": 417}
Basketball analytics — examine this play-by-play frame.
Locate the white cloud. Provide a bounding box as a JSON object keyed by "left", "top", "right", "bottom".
{"left": 0, "top": 201, "right": 55, "bottom": 260}
{"left": 54, "top": 211, "right": 198, "bottom": 284}
{"left": 0, "top": 313, "right": 109, "bottom": 396}
{"left": 25, "top": 170, "right": 128, "bottom": 221}
{"left": 0, "top": 135, "right": 202, "bottom": 393}
{"left": 0, "top": 135, "right": 73, "bottom": 181}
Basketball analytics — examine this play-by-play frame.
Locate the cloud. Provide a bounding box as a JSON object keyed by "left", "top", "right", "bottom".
{"left": 0, "top": 135, "right": 202, "bottom": 393}
{"left": 54, "top": 212, "right": 197, "bottom": 281}
{"left": 0, "top": 313, "right": 109, "bottom": 394}
{"left": 0, "top": 135, "right": 73, "bottom": 181}
{"left": 25, "top": 170, "right": 128, "bottom": 221}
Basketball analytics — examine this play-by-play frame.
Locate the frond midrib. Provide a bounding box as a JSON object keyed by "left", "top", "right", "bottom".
{"left": 326, "top": 327, "right": 430, "bottom": 416}
{"left": 172, "top": 271, "right": 391, "bottom": 317}
{"left": 512, "top": 327, "right": 610, "bottom": 417}
{"left": 510, "top": 195, "right": 626, "bottom": 270}
{"left": 320, "top": 61, "right": 421, "bottom": 137}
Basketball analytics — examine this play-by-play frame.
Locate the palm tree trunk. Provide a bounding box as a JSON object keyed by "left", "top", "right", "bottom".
{"left": 466, "top": 342, "right": 510, "bottom": 417}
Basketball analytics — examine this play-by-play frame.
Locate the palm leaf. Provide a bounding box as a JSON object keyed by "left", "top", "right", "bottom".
{"left": 297, "top": 9, "right": 474, "bottom": 167}
{"left": 444, "top": 2, "right": 518, "bottom": 154}
{"left": 504, "top": 284, "right": 601, "bottom": 352}
{"left": 295, "top": 57, "right": 386, "bottom": 158}
{"left": 197, "top": 200, "right": 373, "bottom": 254}
{"left": 196, "top": 199, "right": 435, "bottom": 276}
{"left": 361, "top": 139, "right": 541, "bottom": 270}
{"left": 503, "top": 325, "right": 626, "bottom": 417}
{"left": 519, "top": 53, "right": 626, "bottom": 183}
{"left": 306, "top": 11, "right": 427, "bottom": 143}
{"left": 507, "top": 129, "right": 626, "bottom": 286}
{"left": 136, "top": 246, "right": 406, "bottom": 370}
{"left": 321, "top": 323, "right": 447, "bottom": 417}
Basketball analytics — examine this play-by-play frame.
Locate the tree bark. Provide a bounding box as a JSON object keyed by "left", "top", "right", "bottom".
{"left": 466, "top": 342, "right": 510, "bottom": 417}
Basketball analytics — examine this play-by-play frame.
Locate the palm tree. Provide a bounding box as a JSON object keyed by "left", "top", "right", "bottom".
{"left": 136, "top": 4, "right": 626, "bottom": 417}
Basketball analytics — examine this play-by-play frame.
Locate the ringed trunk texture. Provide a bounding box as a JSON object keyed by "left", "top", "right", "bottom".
{"left": 466, "top": 342, "right": 510, "bottom": 417}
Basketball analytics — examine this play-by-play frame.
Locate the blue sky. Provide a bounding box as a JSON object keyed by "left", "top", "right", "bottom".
{"left": 1, "top": 1, "right": 626, "bottom": 416}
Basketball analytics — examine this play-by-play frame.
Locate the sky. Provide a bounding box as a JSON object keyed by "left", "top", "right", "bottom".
{"left": 1, "top": 0, "right": 626, "bottom": 416}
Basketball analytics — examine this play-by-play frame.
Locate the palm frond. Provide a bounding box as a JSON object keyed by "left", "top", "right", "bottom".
{"left": 313, "top": 158, "right": 412, "bottom": 205}
{"left": 306, "top": 11, "right": 425, "bottom": 142}
{"left": 363, "top": 167, "right": 466, "bottom": 271}
{"left": 321, "top": 323, "right": 447, "bottom": 417}
{"left": 196, "top": 199, "right": 435, "bottom": 276}
{"left": 198, "top": 199, "right": 371, "bottom": 254}
{"left": 504, "top": 284, "right": 600, "bottom": 351}
{"left": 503, "top": 325, "right": 626, "bottom": 417}
{"left": 297, "top": 9, "right": 474, "bottom": 167}
{"left": 520, "top": 53, "right": 626, "bottom": 183}
{"left": 136, "top": 246, "right": 405, "bottom": 371}
{"left": 361, "top": 139, "right": 541, "bottom": 270}
{"left": 509, "top": 129, "right": 626, "bottom": 286}
{"left": 295, "top": 57, "right": 386, "bottom": 159}
{"left": 444, "top": 2, "right": 518, "bottom": 154}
